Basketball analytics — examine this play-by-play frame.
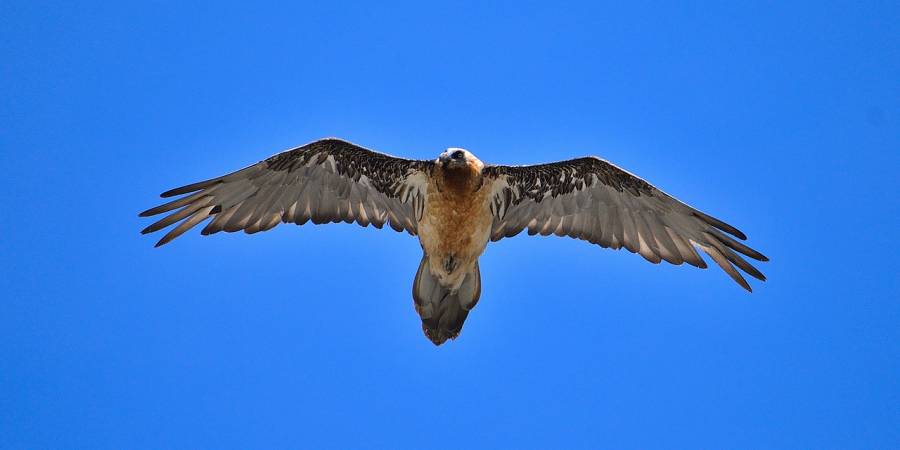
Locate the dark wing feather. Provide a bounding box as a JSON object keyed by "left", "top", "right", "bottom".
{"left": 140, "top": 138, "right": 432, "bottom": 246}
{"left": 484, "top": 157, "right": 768, "bottom": 291}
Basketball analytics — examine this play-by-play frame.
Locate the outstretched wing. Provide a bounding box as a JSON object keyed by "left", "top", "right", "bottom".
{"left": 483, "top": 157, "right": 768, "bottom": 291}
{"left": 140, "top": 138, "right": 432, "bottom": 247}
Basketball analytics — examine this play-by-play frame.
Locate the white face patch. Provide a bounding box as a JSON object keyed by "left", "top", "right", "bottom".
{"left": 439, "top": 147, "right": 470, "bottom": 160}
{"left": 437, "top": 148, "right": 483, "bottom": 170}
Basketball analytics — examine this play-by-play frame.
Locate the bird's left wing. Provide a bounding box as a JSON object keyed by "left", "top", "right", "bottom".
{"left": 483, "top": 157, "right": 768, "bottom": 291}
{"left": 140, "top": 138, "right": 432, "bottom": 246}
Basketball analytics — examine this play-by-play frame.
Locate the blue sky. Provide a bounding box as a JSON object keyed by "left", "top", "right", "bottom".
{"left": 2, "top": 1, "right": 898, "bottom": 448}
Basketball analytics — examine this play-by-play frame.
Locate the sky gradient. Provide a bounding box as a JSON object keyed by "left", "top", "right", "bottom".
{"left": 2, "top": 1, "right": 898, "bottom": 448}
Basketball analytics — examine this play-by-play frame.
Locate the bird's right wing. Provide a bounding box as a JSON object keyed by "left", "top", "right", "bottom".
{"left": 140, "top": 138, "right": 433, "bottom": 246}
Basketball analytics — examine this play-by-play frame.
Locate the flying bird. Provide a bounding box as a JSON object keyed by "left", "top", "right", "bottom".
{"left": 140, "top": 138, "right": 768, "bottom": 345}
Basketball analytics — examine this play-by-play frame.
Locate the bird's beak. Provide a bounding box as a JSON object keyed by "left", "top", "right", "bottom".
{"left": 444, "top": 158, "right": 468, "bottom": 169}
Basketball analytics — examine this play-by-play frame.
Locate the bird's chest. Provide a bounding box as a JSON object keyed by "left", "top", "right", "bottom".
{"left": 418, "top": 176, "right": 492, "bottom": 265}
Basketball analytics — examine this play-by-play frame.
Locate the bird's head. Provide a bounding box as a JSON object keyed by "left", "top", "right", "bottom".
{"left": 438, "top": 148, "right": 482, "bottom": 171}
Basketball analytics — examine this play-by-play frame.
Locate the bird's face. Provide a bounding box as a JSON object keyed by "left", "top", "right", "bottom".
{"left": 438, "top": 148, "right": 481, "bottom": 171}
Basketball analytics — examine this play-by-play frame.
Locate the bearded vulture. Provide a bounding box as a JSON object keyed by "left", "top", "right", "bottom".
{"left": 140, "top": 138, "right": 768, "bottom": 345}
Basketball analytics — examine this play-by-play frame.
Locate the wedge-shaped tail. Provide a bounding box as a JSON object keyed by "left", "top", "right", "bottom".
{"left": 412, "top": 256, "right": 481, "bottom": 345}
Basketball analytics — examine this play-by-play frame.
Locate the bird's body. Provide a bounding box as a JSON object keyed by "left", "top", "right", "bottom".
{"left": 413, "top": 150, "right": 493, "bottom": 343}
{"left": 141, "top": 138, "right": 768, "bottom": 345}
{"left": 420, "top": 150, "right": 491, "bottom": 288}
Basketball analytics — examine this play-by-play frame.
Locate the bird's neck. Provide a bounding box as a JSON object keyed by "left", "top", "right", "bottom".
{"left": 438, "top": 165, "right": 483, "bottom": 195}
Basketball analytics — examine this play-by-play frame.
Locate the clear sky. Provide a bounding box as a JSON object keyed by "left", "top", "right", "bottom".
{"left": 2, "top": 1, "right": 898, "bottom": 448}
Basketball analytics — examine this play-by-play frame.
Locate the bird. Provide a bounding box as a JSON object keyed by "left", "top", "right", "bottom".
{"left": 140, "top": 137, "right": 768, "bottom": 345}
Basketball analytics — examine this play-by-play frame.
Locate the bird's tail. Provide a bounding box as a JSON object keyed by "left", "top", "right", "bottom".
{"left": 412, "top": 255, "right": 481, "bottom": 346}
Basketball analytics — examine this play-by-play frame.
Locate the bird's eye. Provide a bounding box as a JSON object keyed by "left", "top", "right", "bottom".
{"left": 452, "top": 150, "right": 464, "bottom": 159}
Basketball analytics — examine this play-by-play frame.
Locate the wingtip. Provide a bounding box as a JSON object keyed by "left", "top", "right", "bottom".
{"left": 693, "top": 211, "right": 747, "bottom": 240}
{"left": 159, "top": 179, "right": 221, "bottom": 198}
{"left": 154, "top": 236, "right": 173, "bottom": 247}
{"left": 735, "top": 275, "right": 752, "bottom": 292}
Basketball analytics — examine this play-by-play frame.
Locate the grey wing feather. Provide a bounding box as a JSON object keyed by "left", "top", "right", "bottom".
{"left": 140, "top": 138, "right": 432, "bottom": 246}
{"left": 483, "top": 157, "right": 768, "bottom": 292}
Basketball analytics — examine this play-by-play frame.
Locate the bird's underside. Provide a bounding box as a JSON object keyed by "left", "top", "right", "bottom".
{"left": 140, "top": 137, "right": 768, "bottom": 345}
